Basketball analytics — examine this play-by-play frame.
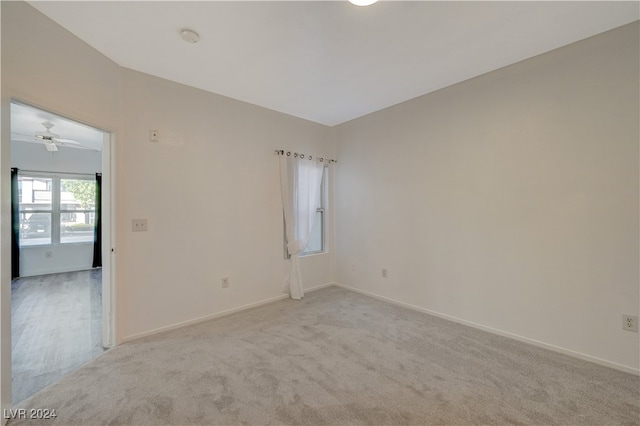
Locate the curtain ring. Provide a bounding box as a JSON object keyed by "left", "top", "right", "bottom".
{"left": 287, "top": 151, "right": 291, "bottom": 156}
{"left": 309, "top": 156, "right": 312, "bottom": 160}
{"left": 300, "top": 154, "right": 305, "bottom": 159}
{"left": 320, "top": 158, "right": 324, "bottom": 162}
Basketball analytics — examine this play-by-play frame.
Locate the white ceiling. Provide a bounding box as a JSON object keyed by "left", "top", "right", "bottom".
{"left": 27, "top": 1, "right": 639, "bottom": 126}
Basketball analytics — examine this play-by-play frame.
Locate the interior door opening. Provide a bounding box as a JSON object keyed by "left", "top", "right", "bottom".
{"left": 9, "top": 101, "right": 114, "bottom": 404}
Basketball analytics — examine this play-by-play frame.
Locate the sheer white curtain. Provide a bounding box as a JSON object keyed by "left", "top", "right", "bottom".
{"left": 279, "top": 154, "right": 325, "bottom": 300}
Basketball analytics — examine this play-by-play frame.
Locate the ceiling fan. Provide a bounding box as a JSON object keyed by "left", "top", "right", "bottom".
{"left": 33, "top": 121, "right": 85, "bottom": 152}
{"left": 11, "top": 121, "right": 91, "bottom": 152}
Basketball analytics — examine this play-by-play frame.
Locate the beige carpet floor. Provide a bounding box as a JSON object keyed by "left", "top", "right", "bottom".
{"left": 10, "top": 286, "right": 640, "bottom": 425}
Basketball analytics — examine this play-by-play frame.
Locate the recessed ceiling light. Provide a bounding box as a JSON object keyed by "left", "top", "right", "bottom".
{"left": 180, "top": 29, "right": 200, "bottom": 44}
{"left": 348, "top": 0, "right": 378, "bottom": 6}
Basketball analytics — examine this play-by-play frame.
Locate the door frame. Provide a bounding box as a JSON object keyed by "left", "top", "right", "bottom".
{"left": 1, "top": 98, "right": 117, "bottom": 410}
{"left": 101, "top": 131, "right": 116, "bottom": 348}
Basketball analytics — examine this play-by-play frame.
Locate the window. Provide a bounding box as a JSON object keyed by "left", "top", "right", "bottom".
{"left": 19, "top": 174, "right": 96, "bottom": 246}
{"left": 18, "top": 176, "right": 52, "bottom": 246}
{"left": 303, "top": 166, "right": 327, "bottom": 255}
{"left": 283, "top": 166, "right": 328, "bottom": 258}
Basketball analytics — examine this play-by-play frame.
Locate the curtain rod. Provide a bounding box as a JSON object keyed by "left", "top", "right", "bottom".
{"left": 275, "top": 150, "right": 337, "bottom": 164}
{"left": 15, "top": 168, "right": 99, "bottom": 177}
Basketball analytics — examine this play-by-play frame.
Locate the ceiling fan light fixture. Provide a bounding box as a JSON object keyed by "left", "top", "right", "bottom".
{"left": 180, "top": 28, "right": 200, "bottom": 44}
{"left": 348, "top": 0, "right": 378, "bottom": 6}
{"left": 35, "top": 121, "right": 59, "bottom": 139}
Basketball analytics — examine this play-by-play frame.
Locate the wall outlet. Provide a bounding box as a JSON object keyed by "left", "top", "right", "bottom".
{"left": 221, "top": 277, "right": 230, "bottom": 288}
{"left": 381, "top": 268, "right": 388, "bottom": 279}
{"left": 622, "top": 315, "right": 638, "bottom": 332}
{"left": 149, "top": 130, "right": 159, "bottom": 142}
{"left": 45, "top": 251, "right": 53, "bottom": 259}
{"left": 132, "top": 219, "right": 148, "bottom": 232}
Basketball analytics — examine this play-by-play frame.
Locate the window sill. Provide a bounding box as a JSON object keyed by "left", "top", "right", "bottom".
{"left": 299, "top": 251, "right": 327, "bottom": 258}
{"left": 20, "top": 241, "right": 95, "bottom": 249}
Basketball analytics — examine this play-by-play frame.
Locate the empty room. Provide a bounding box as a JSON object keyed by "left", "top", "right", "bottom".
{"left": 0, "top": 1, "right": 638, "bottom": 425}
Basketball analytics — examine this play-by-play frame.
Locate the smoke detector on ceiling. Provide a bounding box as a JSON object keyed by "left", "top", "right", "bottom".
{"left": 348, "top": 0, "right": 378, "bottom": 5}
{"left": 180, "top": 29, "right": 200, "bottom": 44}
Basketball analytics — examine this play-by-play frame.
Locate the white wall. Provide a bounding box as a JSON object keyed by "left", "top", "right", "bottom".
{"left": 1, "top": 0, "right": 335, "bottom": 356}
{"left": 117, "top": 69, "right": 335, "bottom": 339}
{"left": 11, "top": 141, "right": 102, "bottom": 276}
{"left": 0, "top": 3, "right": 10, "bottom": 421}
{"left": 1, "top": 1, "right": 121, "bottom": 411}
{"left": 335, "top": 22, "right": 639, "bottom": 373}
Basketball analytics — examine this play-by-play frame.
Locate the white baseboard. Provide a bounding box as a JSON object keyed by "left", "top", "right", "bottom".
{"left": 334, "top": 283, "right": 640, "bottom": 376}
{"left": 123, "top": 293, "right": 289, "bottom": 342}
{"left": 20, "top": 265, "right": 95, "bottom": 277}
{"left": 305, "top": 282, "right": 335, "bottom": 293}
{"left": 123, "top": 282, "right": 334, "bottom": 343}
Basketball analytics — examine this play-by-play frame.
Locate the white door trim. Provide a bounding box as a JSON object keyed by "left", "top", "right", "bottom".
{"left": 101, "top": 132, "right": 116, "bottom": 348}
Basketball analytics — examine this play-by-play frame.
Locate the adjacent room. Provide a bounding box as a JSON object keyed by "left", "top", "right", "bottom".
{"left": 9, "top": 102, "right": 107, "bottom": 404}
{"left": 0, "top": 1, "right": 638, "bottom": 425}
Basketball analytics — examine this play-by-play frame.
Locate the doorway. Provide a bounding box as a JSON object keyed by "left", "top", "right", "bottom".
{"left": 9, "top": 101, "right": 114, "bottom": 403}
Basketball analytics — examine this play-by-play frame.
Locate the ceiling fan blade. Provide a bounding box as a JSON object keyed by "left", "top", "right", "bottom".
{"left": 53, "top": 138, "right": 80, "bottom": 144}
{"left": 11, "top": 135, "right": 36, "bottom": 143}
{"left": 11, "top": 131, "right": 34, "bottom": 138}
{"left": 71, "top": 144, "right": 95, "bottom": 150}
{"left": 44, "top": 141, "right": 58, "bottom": 152}
{"left": 52, "top": 138, "right": 96, "bottom": 150}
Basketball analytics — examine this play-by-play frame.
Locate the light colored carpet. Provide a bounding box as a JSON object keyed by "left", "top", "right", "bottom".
{"left": 10, "top": 286, "right": 640, "bottom": 425}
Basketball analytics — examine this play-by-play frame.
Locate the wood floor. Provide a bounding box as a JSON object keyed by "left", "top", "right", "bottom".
{"left": 11, "top": 269, "right": 104, "bottom": 404}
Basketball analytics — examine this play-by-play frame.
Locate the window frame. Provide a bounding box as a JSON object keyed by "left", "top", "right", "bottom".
{"left": 18, "top": 172, "right": 96, "bottom": 247}
{"left": 18, "top": 175, "right": 54, "bottom": 246}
